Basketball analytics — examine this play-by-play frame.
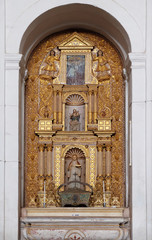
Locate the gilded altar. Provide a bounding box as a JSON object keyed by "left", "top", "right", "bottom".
{"left": 21, "top": 31, "right": 129, "bottom": 239}
{"left": 25, "top": 31, "right": 125, "bottom": 207}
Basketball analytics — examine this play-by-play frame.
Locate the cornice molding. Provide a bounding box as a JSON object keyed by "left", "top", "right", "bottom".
{"left": 5, "top": 53, "right": 23, "bottom": 70}
{"left": 129, "top": 52, "right": 146, "bottom": 69}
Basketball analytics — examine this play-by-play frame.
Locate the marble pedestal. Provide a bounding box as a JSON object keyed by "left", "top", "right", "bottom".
{"left": 20, "top": 207, "right": 130, "bottom": 240}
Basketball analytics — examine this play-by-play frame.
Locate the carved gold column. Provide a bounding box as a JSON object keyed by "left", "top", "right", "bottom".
{"left": 58, "top": 90, "right": 62, "bottom": 124}
{"left": 37, "top": 144, "right": 45, "bottom": 207}
{"left": 53, "top": 90, "right": 57, "bottom": 124}
{"left": 62, "top": 101, "right": 65, "bottom": 131}
{"left": 44, "top": 146, "right": 47, "bottom": 176}
{"left": 105, "top": 145, "right": 112, "bottom": 206}
{"left": 97, "top": 145, "right": 103, "bottom": 176}
{"left": 38, "top": 144, "right": 44, "bottom": 176}
{"left": 86, "top": 157, "right": 90, "bottom": 191}
{"left": 46, "top": 144, "right": 53, "bottom": 176}
{"left": 94, "top": 89, "right": 97, "bottom": 124}
{"left": 85, "top": 102, "right": 88, "bottom": 131}
{"left": 89, "top": 90, "right": 92, "bottom": 124}
{"left": 105, "top": 145, "right": 112, "bottom": 176}
{"left": 102, "top": 146, "right": 106, "bottom": 177}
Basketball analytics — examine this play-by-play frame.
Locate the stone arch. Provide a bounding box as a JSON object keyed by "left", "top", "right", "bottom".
{"left": 6, "top": 2, "right": 142, "bottom": 62}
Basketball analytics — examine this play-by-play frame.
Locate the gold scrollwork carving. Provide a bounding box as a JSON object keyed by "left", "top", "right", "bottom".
{"left": 54, "top": 146, "right": 61, "bottom": 188}
{"left": 89, "top": 146, "right": 96, "bottom": 187}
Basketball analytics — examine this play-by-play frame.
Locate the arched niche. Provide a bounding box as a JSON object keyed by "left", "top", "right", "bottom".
{"left": 60, "top": 145, "right": 89, "bottom": 190}
{"left": 64, "top": 94, "right": 86, "bottom": 131}
{"left": 64, "top": 147, "right": 86, "bottom": 189}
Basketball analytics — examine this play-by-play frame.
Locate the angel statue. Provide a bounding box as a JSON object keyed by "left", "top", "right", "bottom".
{"left": 92, "top": 50, "right": 112, "bottom": 82}
{"left": 40, "top": 50, "right": 60, "bottom": 80}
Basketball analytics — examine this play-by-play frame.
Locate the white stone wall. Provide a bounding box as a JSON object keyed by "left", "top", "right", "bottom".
{"left": 0, "top": 0, "right": 152, "bottom": 239}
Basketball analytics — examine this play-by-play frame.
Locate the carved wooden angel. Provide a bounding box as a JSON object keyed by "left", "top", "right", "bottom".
{"left": 92, "top": 49, "right": 112, "bottom": 82}
{"left": 40, "top": 49, "right": 60, "bottom": 80}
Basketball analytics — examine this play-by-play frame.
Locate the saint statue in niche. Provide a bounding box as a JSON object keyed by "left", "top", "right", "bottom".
{"left": 92, "top": 50, "right": 112, "bottom": 82}
{"left": 69, "top": 109, "right": 80, "bottom": 131}
{"left": 66, "top": 55, "right": 85, "bottom": 85}
{"left": 41, "top": 50, "right": 60, "bottom": 80}
{"left": 67, "top": 154, "right": 81, "bottom": 189}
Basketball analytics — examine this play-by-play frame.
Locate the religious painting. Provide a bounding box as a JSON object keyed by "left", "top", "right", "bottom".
{"left": 66, "top": 55, "right": 85, "bottom": 85}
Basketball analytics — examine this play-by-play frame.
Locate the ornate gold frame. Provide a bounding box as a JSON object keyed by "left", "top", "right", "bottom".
{"left": 59, "top": 50, "right": 92, "bottom": 84}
